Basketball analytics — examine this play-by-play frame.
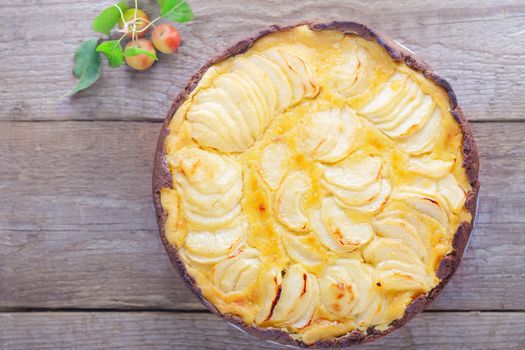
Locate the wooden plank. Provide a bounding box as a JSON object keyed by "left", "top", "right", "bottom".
{"left": 0, "top": 121, "right": 523, "bottom": 311}
{"left": 0, "top": 311, "right": 524, "bottom": 350}
{"left": 1, "top": 0, "right": 524, "bottom": 121}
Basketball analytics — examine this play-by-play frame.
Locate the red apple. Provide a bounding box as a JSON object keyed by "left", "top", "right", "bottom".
{"left": 151, "top": 24, "right": 181, "bottom": 54}
{"left": 118, "top": 9, "right": 150, "bottom": 38}
{"left": 125, "top": 39, "right": 156, "bottom": 71}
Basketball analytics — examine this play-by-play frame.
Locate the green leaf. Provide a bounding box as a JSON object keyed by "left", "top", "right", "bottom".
{"left": 92, "top": 1, "right": 128, "bottom": 35}
{"left": 157, "top": 0, "right": 193, "bottom": 23}
{"left": 124, "top": 46, "right": 158, "bottom": 60}
{"left": 97, "top": 40, "right": 124, "bottom": 68}
{"left": 69, "top": 39, "right": 102, "bottom": 95}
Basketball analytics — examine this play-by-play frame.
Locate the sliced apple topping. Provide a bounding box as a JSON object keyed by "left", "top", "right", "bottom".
{"left": 319, "top": 259, "right": 384, "bottom": 325}
{"left": 162, "top": 27, "right": 473, "bottom": 342}
{"left": 212, "top": 248, "right": 261, "bottom": 294}
{"left": 321, "top": 154, "right": 390, "bottom": 212}
{"left": 383, "top": 95, "right": 434, "bottom": 138}
{"left": 372, "top": 217, "right": 428, "bottom": 261}
{"left": 186, "top": 47, "right": 318, "bottom": 152}
{"left": 260, "top": 140, "right": 289, "bottom": 190}
{"left": 170, "top": 147, "right": 243, "bottom": 229}
{"left": 322, "top": 156, "right": 382, "bottom": 192}
{"left": 182, "top": 218, "right": 248, "bottom": 266}
{"left": 282, "top": 232, "right": 324, "bottom": 268}
{"left": 299, "top": 107, "right": 361, "bottom": 163}
{"left": 262, "top": 47, "right": 320, "bottom": 104}
{"left": 407, "top": 157, "right": 455, "bottom": 178}
{"left": 269, "top": 264, "right": 319, "bottom": 329}
{"left": 375, "top": 85, "right": 424, "bottom": 130}
{"left": 438, "top": 174, "right": 467, "bottom": 212}
{"left": 358, "top": 72, "right": 408, "bottom": 118}
{"left": 396, "top": 107, "right": 442, "bottom": 155}
{"left": 363, "top": 238, "right": 424, "bottom": 267}
{"left": 326, "top": 45, "right": 372, "bottom": 98}
{"left": 393, "top": 183, "right": 451, "bottom": 229}
{"left": 255, "top": 267, "right": 283, "bottom": 324}
{"left": 276, "top": 172, "right": 311, "bottom": 231}
{"left": 374, "top": 260, "right": 432, "bottom": 292}
{"left": 371, "top": 79, "right": 420, "bottom": 125}
{"left": 310, "top": 197, "right": 374, "bottom": 252}
{"left": 319, "top": 264, "right": 358, "bottom": 318}
{"left": 324, "top": 177, "right": 381, "bottom": 207}
{"left": 374, "top": 207, "right": 432, "bottom": 257}
{"left": 337, "top": 179, "right": 392, "bottom": 214}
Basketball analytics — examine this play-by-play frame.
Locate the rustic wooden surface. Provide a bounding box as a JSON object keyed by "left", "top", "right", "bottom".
{"left": 1, "top": 0, "right": 524, "bottom": 349}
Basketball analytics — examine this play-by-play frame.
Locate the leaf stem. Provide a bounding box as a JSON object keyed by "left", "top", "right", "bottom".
{"left": 113, "top": 3, "right": 126, "bottom": 25}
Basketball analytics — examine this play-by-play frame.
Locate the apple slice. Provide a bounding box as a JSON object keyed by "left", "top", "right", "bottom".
{"left": 181, "top": 203, "right": 241, "bottom": 228}
{"left": 397, "top": 107, "right": 442, "bottom": 155}
{"left": 300, "top": 107, "right": 361, "bottom": 163}
{"left": 375, "top": 207, "right": 432, "bottom": 256}
{"left": 283, "top": 232, "right": 324, "bottom": 268}
{"left": 248, "top": 53, "right": 293, "bottom": 112}
{"left": 394, "top": 192, "right": 449, "bottom": 230}
{"left": 212, "top": 248, "right": 261, "bottom": 294}
{"left": 322, "top": 176, "right": 381, "bottom": 206}
{"left": 372, "top": 217, "right": 427, "bottom": 260}
{"left": 278, "top": 48, "right": 319, "bottom": 100}
{"left": 338, "top": 179, "right": 391, "bottom": 213}
{"left": 177, "top": 175, "right": 241, "bottom": 217}
{"left": 226, "top": 71, "right": 266, "bottom": 135}
{"left": 374, "top": 260, "right": 432, "bottom": 292}
{"left": 407, "top": 157, "right": 455, "bottom": 178}
{"left": 185, "top": 218, "right": 248, "bottom": 258}
{"left": 260, "top": 141, "right": 289, "bottom": 190}
{"left": 438, "top": 173, "right": 467, "bottom": 213}
{"left": 212, "top": 87, "right": 259, "bottom": 142}
{"left": 325, "top": 44, "right": 359, "bottom": 96}
{"left": 384, "top": 95, "right": 434, "bottom": 138}
{"left": 358, "top": 72, "right": 408, "bottom": 118}
{"left": 376, "top": 87, "right": 424, "bottom": 131}
{"left": 262, "top": 48, "right": 319, "bottom": 105}
{"left": 275, "top": 172, "right": 311, "bottom": 231}
{"left": 370, "top": 79, "right": 420, "bottom": 124}
{"left": 270, "top": 264, "right": 319, "bottom": 329}
{"left": 363, "top": 237, "right": 423, "bottom": 267}
{"left": 339, "top": 259, "right": 385, "bottom": 325}
{"left": 310, "top": 197, "right": 374, "bottom": 252}
{"left": 171, "top": 148, "right": 243, "bottom": 228}
{"left": 232, "top": 57, "right": 277, "bottom": 122}
{"left": 255, "top": 267, "right": 283, "bottom": 324}
{"left": 187, "top": 104, "right": 244, "bottom": 152}
{"left": 323, "top": 156, "right": 382, "bottom": 191}
{"left": 319, "top": 264, "right": 357, "bottom": 318}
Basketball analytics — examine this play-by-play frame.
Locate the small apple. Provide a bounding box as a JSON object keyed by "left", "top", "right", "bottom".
{"left": 152, "top": 24, "right": 181, "bottom": 54}
{"left": 118, "top": 9, "right": 150, "bottom": 38}
{"left": 125, "top": 39, "right": 156, "bottom": 71}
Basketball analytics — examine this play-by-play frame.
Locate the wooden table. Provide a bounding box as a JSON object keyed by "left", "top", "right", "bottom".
{"left": 1, "top": 0, "right": 524, "bottom": 349}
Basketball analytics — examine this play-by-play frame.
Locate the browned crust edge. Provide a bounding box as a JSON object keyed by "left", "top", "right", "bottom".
{"left": 152, "top": 21, "right": 480, "bottom": 349}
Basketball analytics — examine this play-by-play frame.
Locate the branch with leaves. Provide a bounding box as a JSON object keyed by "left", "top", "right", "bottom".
{"left": 70, "top": 0, "right": 193, "bottom": 95}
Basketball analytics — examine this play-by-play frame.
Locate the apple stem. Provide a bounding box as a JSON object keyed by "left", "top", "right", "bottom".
{"left": 135, "top": 16, "right": 161, "bottom": 33}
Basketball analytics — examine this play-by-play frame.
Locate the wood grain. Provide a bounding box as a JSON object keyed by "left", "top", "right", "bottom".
{"left": 0, "top": 311, "right": 524, "bottom": 350}
{"left": 1, "top": 0, "right": 524, "bottom": 121}
{"left": 1, "top": 121, "right": 523, "bottom": 311}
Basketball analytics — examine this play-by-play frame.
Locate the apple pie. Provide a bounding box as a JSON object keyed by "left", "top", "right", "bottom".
{"left": 153, "top": 21, "right": 479, "bottom": 347}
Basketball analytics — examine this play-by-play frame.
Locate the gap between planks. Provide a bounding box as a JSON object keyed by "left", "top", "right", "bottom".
{"left": 1, "top": 308, "right": 523, "bottom": 314}
{"left": 0, "top": 119, "right": 524, "bottom": 124}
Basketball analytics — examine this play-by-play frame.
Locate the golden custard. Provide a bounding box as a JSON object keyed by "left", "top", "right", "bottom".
{"left": 160, "top": 26, "right": 471, "bottom": 344}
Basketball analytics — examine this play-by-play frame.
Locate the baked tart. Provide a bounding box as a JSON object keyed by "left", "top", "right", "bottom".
{"left": 153, "top": 21, "right": 479, "bottom": 347}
